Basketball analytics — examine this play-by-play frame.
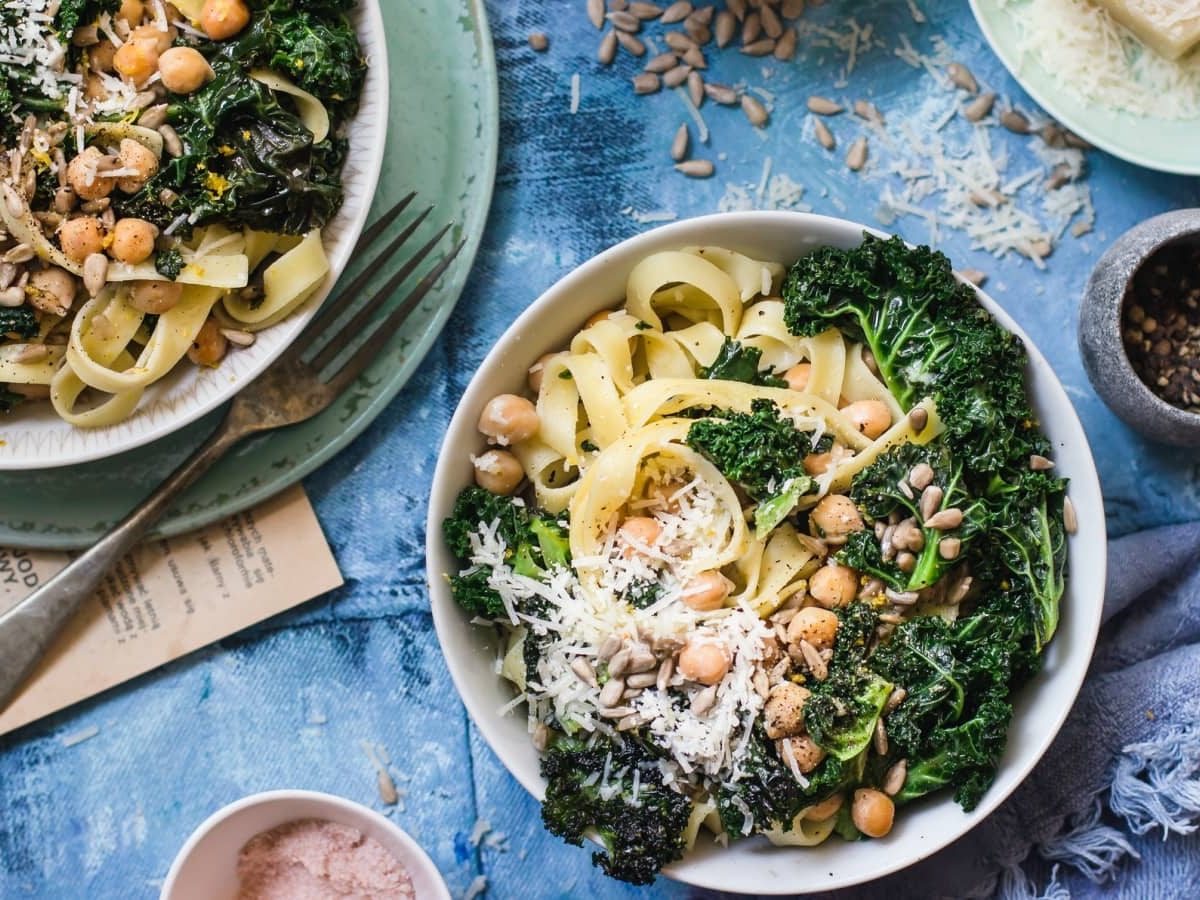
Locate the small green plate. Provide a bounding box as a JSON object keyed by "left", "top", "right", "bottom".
{"left": 971, "top": 0, "right": 1200, "bottom": 176}
{"left": 0, "top": 0, "right": 498, "bottom": 549}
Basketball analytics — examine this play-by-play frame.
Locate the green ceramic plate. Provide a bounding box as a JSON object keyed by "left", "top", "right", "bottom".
{"left": 0, "top": 0, "right": 498, "bottom": 549}
{"left": 971, "top": 0, "right": 1200, "bottom": 176}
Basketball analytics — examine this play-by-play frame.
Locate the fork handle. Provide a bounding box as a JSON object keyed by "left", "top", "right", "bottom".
{"left": 0, "top": 414, "right": 243, "bottom": 713}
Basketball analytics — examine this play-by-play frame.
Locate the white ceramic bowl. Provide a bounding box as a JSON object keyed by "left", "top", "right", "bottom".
{"left": 159, "top": 789, "right": 449, "bottom": 900}
{"left": 0, "top": 0, "right": 388, "bottom": 470}
{"left": 426, "top": 212, "right": 1106, "bottom": 894}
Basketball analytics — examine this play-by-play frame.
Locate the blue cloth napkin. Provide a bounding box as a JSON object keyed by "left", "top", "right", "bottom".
{"left": 731, "top": 522, "right": 1200, "bottom": 900}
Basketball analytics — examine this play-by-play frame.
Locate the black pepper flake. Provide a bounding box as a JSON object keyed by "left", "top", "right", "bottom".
{"left": 1121, "top": 237, "right": 1200, "bottom": 414}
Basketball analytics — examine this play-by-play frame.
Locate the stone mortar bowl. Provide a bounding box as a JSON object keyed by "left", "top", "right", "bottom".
{"left": 1079, "top": 209, "right": 1200, "bottom": 447}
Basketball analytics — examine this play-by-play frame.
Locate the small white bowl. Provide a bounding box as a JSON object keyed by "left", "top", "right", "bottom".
{"left": 160, "top": 790, "right": 449, "bottom": 900}
{"left": 426, "top": 212, "right": 1106, "bottom": 894}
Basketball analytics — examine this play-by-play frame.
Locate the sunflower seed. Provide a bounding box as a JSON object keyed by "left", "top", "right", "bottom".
{"left": 599, "top": 677, "right": 627, "bottom": 707}
{"left": 908, "top": 463, "right": 934, "bottom": 491}
{"left": 159, "top": 124, "right": 183, "bottom": 157}
{"left": 753, "top": 668, "right": 770, "bottom": 700}
{"left": 884, "top": 687, "right": 907, "bottom": 715}
{"left": 687, "top": 69, "right": 704, "bottom": 107}
{"left": 626, "top": 671, "right": 658, "bottom": 689}
{"left": 596, "top": 30, "right": 618, "bottom": 64}
{"left": 773, "top": 26, "right": 797, "bottom": 60}
{"left": 670, "top": 123, "right": 690, "bottom": 161}
{"left": 629, "top": 1, "right": 663, "bottom": 18}
{"left": 924, "top": 507, "right": 963, "bottom": 530}
{"left": 742, "top": 10, "right": 761, "bottom": 43}
{"left": 962, "top": 91, "right": 996, "bottom": 122}
{"left": 740, "top": 37, "right": 774, "bottom": 56}
{"left": 800, "top": 639, "right": 828, "bottom": 680}
{"left": 845, "top": 136, "right": 868, "bottom": 171}
{"left": 782, "top": 0, "right": 805, "bottom": 17}
{"left": 885, "top": 588, "right": 919, "bottom": 605}
{"left": 652, "top": 633, "right": 684, "bottom": 655}
{"left": 689, "top": 5, "right": 713, "bottom": 24}
{"left": 664, "top": 30, "right": 696, "bottom": 52}
{"left": 880, "top": 524, "right": 897, "bottom": 562}
{"left": 760, "top": 4, "right": 782, "bottom": 37}
{"left": 1064, "top": 130, "right": 1092, "bottom": 149}
{"left": 896, "top": 550, "right": 916, "bottom": 573}
{"left": 220, "top": 328, "right": 255, "bottom": 347}
{"left": 633, "top": 72, "right": 661, "bottom": 94}
{"left": 661, "top": 0, "right": 692, "bottom": 23}
{"left": 874, "top": 520, "right": 886, "bottom": 540}
{"left": 715, "top": 9, "right": 736, "bottom": 46}
{"left": 0, "top": 286, "right": 23, "bottom": 307}
{"left": 1000, "top": 109, "right": 1031, "bottom": 134}
{"left": 656, "top": 656, "right": 675, "bottom": 691}
{"left": 938, "top": 537, "right": 962, "bottom": 560}
{"left": 571, "top": 657, "right": 599, "bottom": 687}
{"left": 741, "top": 94, "right": 769, "bottom": 127}
{"left": 960, "top": 268, "right": 987, "bottom": 287}
{"left": 528, "top": 31, "right": 549, "bottom": 51}
{"left": 598, "top": 705, "right": 636, "bottom": 719}
{"left": 587, "top": 0, "right": 605, "bottom": 28}
{"left": 884, "top": 759, "right": 908, "bottom": 795}
{"left": 1045, "top": 163, "right": 1073, "bottom": 191}
{"left": 920, "top": 484, "right": 944, "bottom": 520}
{"left": 807, "top": 95, "right": 844, "bottom": 115}
{"left": 908, "top": 406, "right": 929, "bottom": 432}
{"left": 12, "top": 343, "right": 48, "bottom": 363}
{"left": 645, "top": 51, "right": 678, "bottom": 72}
{"left": 894, "top": 520, "right": 925, "bottom": 552}
{"left": 1063, "top": 496, "right": 1078, "bottom": 535}
{"left": 608, "top": 647, "right": 632, "bottom": 677}
{"left": 684, "top": 19, "right": 711, "bottom": 44}
{"left": 3, "top": 186, "right": 25, "bottom": 218}
{"left": 949, "top": 576, "right": 973, "bottom": 605}
{"left": 628, "top": 645, "right": 658, "bottom": 673}
{"left": 0, "top": 264, "right": 14, "bottom": 291}
{"left": 675, "top": 158, "right": 714, "bottom": 177}
{"left": 1030, "top": 454, "right": 1055, "bottom": 471}
{"left": 853, "top": 99, "right": 883, "bottom": 124}
{"left": 873, "top": 718, "right": 889, "bottom": 755}
{"left": 682, "top": 45, "right": 706, "bottom": 68}
{"left": 812, "top": 116, "right": 835, "bottom": 150}
{"left": 3, "top": 243, "right": 33, "bottom": 264}
{"left": 616, "top": 714, "right": 643, "bottom": 731}
{"left": 898, "top": 478, "right": 914, "bottom": 501}
{"left": 608, "top": 10, "right": 640, "bottom": 31}
{"left": 598, "top": 634, "right": 623, "bottom": 662}
{"left": 946, "top": 62, "right": 978, "bottom": 94}
{"left": 82, "top": 252, "right": 108, "bottom": 297}
{"left": 691, "top": 684, "right": 719, "bottom": 715}
{"left": 615, "top": 31, "right": 645, "bottom": 57}
{"left": 704, "top": 82, "right": 738, "bottom": 105}
{"left": 532, "top": 721, "right": 550, "bottom": 751}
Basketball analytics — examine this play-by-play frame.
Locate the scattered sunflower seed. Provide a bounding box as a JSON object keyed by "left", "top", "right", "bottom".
{"left": 845, "top": 136, "right": 868, "bottom": 171}
{"left": 661, "top": 0, "right": 692, "bottom": 24}
{"left": 626, "top": 671, "right": 659, "bottom": 689}
{"left": 873, "top": 717, "right": 889, "bottom": 756}
{"left": 532, "top": 722, "right": 550, "bottom": 751}
{"left": 633, "top": 72, "right": 661, "bottom": 94}
{"left": 598, "top": 705, "right": 636, "bottom": 719}
{"left": 656, "top": 656, "right": 675, "bottom": 691}
{"left": 684, "top": 18, "right": 711, "bottom": 44}
{"left": 220, "top": 328, "right": 255, "bottom": 347}
{"left": 742, "top": 10, "right": 761, "bottom": 43}
{"left": 949, "top": 576, "right": 973, "bottom": 605}
{"left": 587, "top": 0, "right": 605, "bottom": 29}
{"left": 938, "top": 537, "right": 962, "bottom": 560}
{"left": 884, "top": 759, "right": 908, "bottom": 795}
{"left": 598, "top": 634, "right": 622, "bottom": 661}
{"left": 616, "top": 714, "right": 643, "bottom": 732}
{"left": 644, "top": 51, "right": 677, "bottom": 73}
{"left": 687, "top": 69, "right": 704, "bottom": 107}
{"left": 924, "top": 507, "right": 964, "bottom": 530}
{"left": 885, "top": 588, "right": 920, "bottom": 606}
{"left": 689, "top": 5, "right": 713, "bottom": 24}
{"left": 527, "top": 32, "right": 548, "bottom": 52}
{"left": 1029, "top": 454, "right": 1055, "bottom": 471}
{"left": 1045, "top": 163, "right": 1073, "bottom": 191}
{"left": 664, "top": 30, "right": 696, "bottom": 52}
{"left": 960, "top": 268, "right": 987, "bottom": 287}
{"left": 760, "top": 4, "right": 783, "bottom": 38}
{"left": 773, "top": 26, "right": 797, "bottom": 60}
{"left": 608, "top": 647, "right": 631, "bottom": 676}
{"left": 675, "top": 158, "right": 714, "bottom": 177}
{"left": 598, "top": 30, "right": 618, "bottom": 64}
{"left": 1000, "top": 109, "right": 1031, "bottom": 134}
{"left": 629, "top": 1, "right": 663, "bottom": 19}
{"left": 598, "top": 678, "right": 626, "bottom": 708}
{"left": 853, "top": 99, "right": 883, "bottom": 124}
{"left": 671, "top": 122, "right": 690, "bottom": 161}
{"left": 691, "top": 684, "right": 718, "bottom": 715}
{"left": 82, "top": 252, "right": 108, "bottom": 297}
{"left": 741, "top": 93, "right": 769, "bottom": 127}
{"left": 704, "top": 82, "right": 738, "bottom": 105}
{"left": 662, "top": 63, "right": 691, "bottom": 88}
{"left": 608, "top": 10, "right": 641, "bottom": 32}
{"left": 616, "top": 29, "right": 646, "bottom": 55}
{"left": 715, "top": 9, "right": 736, "bottom": 46}
{"left": 782, "top": 0, "right": 805, "bottom": 17}
{"left": 728, "top": 0, "right": 746, "bottom": 18}
{"left": 1063, "top": 496, "right": 1078, "bottom": 535}
{"left": 682, "top": 45, "right": 706, "bottom": 68}
{"left": 813, "top": 116, "right": 835, "bottom": 150}
{"left": 740, "top": 37, "right": 775, "bottom": 56}
{"left": 908, "top": 463, "right": 934, "bottom": 491}
{"left": 807, "top": 95, "right": 844, "bottom": 115}
{"left": 962, "top": 91, "right": 996, "bottom": 122}
{"left": 946, "top": 62, "right": 978, "bottom": 94}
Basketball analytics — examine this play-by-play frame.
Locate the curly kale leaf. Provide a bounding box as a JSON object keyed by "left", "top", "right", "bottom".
{"left": 782, "top": 233, "right": 1048, "bottom": 472}
{"left": 700, "top": 338, "right": 787, "bottom": 388}
{"left": 0, "top": 307, "right": 39, "bottom": 340}
{"left": 541, "top": 734, "right": 693, "bottom": 885}
{"left": 55, "top": 0, "right": 118, "bottom": 39}
{"left": 155, "top": 249, "right": 185, "bottom": 281}
{"left": 262, "top": 9, "right": 366, "bottom": 115}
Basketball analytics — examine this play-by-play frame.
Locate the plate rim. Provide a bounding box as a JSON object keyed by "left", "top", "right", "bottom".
{"left": 424, "top": 210, "right": 1106, "bottom": 893}
{"left": 969, "top": 0, "right": 1200, "bottom": 177}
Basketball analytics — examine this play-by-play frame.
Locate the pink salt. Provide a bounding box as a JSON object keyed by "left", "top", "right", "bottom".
{"left": 235, "top": 818, "right": 415, "bottom": 899}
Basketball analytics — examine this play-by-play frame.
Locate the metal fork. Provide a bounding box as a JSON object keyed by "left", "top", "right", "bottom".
{"left": 0, "top": 194, "right": 464, "bottom": 712}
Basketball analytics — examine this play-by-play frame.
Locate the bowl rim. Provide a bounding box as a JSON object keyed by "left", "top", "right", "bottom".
{"left": 1080, "top": 210, "right": 1200, "bottom": 434}
{"left": 0, "top": 0, "right": 389, "bottom": 470}
{"left": 158, "top": 788, "right": 449, "bottom": 900}
{"left": 426, "top": 210, "right": 1106, "bottom": 893}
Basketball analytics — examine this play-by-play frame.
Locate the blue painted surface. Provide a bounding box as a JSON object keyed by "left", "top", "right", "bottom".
{"left": 2, "top": 1, "right": 1199, "bottom": 897}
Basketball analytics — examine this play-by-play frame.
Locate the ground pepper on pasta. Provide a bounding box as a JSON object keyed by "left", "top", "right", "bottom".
{"left": 0, "top": 0, "right": 364, "bottom": 425}
{"left": 444, "top": 235, "right": 1071, "bottom": 885}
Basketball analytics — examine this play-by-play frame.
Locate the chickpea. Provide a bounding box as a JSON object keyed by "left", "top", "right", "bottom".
{"left": 808, "top": 564, "right": 859, "bottom": 609}
{"left": 784, "top": 362, "right": 811, "bottom": 392}
{"left": 26, "top": 268, "right": 79, "bottom": 316}
{"left": 787, "top": 606, "right": 840, "bottom": 650}
{"left": 804, "top": 443, "right": 847, "bottom": 476}
{"left": 810, "top": 493, "right": 864, "bottom": 543}
{"left": 89, "top": 39, "right": 116, "bottom": 73}
{"left": 158, "top": 46, "right": 214, "bottom": 94}
{"left": 617, "top": 516, "right": 662, "bottom": 559}
{"left": 129, "top": 23, "right": 177, "bottom": 54}
{"left": 777, "top": 735, "right": 826, "bottom": 773}
{"left": 117, "top": 0, "right": 144, "bottom": 26}
{"left": 477, "top": 393, "right": 539, "bottom": 446}
{"left": 584, "top": 308, "right": 618, "bottom": 328}
{"left": 200, "top": 0, "right": 251, "bottom": 41}
{"left": 852, "top": 789, "right": 895, "bottom": 838}
{"left": 113, "top": 38, "right": 159, "bottom": 83}
{"left": 472, "top": 449, "right": 524, "bottom": 496}
{"left": 677, "top": 637, "right": 731, "bottom": 685}
{"left": 804, "top": 793, "right": 844, "bottom": 822}
{"left": 117, "top": 138, "right": 160, "bottom": 194}
{"left": 841, "top": 399, "right": 892, "bottom": 439}
{"left": 66, "top": 148, "right": 114, "bottom": 202}
{"left": 763, "top": 682, "right": 810, "bottom": 739}
{"left": 129, "top": 279, "right": 183, "bottom": 314}
{"left": 58, "top": 215, "right": 106, "bottom": 262}
{"left": 109, "top": 218, "right": 158, "bottom": 264}
{"left": 681, "top": 571, "right": 732, "bottom": 612}
{"left": 187, "top": 318, "right": 228, "bottom": 367}
{"left": 526, "top": 352, "right": 563, "bottom": 394}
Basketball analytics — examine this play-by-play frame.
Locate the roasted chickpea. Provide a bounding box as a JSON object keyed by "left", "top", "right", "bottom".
{"left": 58, "top": 215, "right": 106, "bottom": 263}
{"left": 803, "top": 793, "right": 844, "bottom": 822}
{"left": 89, "top": 39, "right": 116, "bottom": 73}
{"left": 129, "top": 279, "right": 183, "bottom": 314}
{"left": 66, "top": 148, "right": 114, "bottom": 202}
{"left": 116, "top": 0, "right": 144, "bottom": 26}
{"left": 113, "top": 38, "right": 159, "bottom": 83}
{"left": 677, "top": 637, "right": 731, "bottom": 685}
{"left": 187, "top": 318, "right": 228, "bottom": 367}
{"left": 477, "top": 393, "right": 539, "bottom": 445}
{"left": 200, "top": 0, "right": 251, "bottom": 40}
{"left": 804, "top": 443, "right": 847, "bottom": 476}
{"left": 26, "top": 268, "right": 78, "bottom": 316}
{"left": 472, "top": 449, "right": 524, "bottom": 496}
{"left": 787, "top": 606, "right": 840, "bottom": 650}
{"left": 617, "top": 516, "right": 662, "bottom": 559}
{"left": 808, "top": 564, "right": 859, "bottom": 609}
{"left": 129, "top": 23, "right": 177, "bottom": 54}
{"left": 117, "top": 138, "right": 160, "bottom": 194}
{"left": 158, "top": 46, "right": 214, "bottom": 94}
{"left": 526, "top": 352, "right": 562, "bottom": 394}
{"left": 763, "top": 682, "right": 810, "bottom": 739}
{"left": 777, "top": 735, "right": 826, "bottom": 773}
{"left": 784, "top": 362, "right": 811, "bottom": 392}
{"left": 841, "top": 399, "right": 892, "bottom": 439}
{"left": 109, "top": 218, "right": 158, "bottom": 264}
{"left": 681, "top": 571, "right": 732, "bottom": 612}
{"left": 852, "top": 789, "right": 895, "bottom": 838}
{"left": 810, "top": 493, "right": 864, "bottom": 543}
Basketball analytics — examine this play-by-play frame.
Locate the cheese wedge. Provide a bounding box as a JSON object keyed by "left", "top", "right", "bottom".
{"left": 1094, "top": 0, "right": 1200, "bottom": 60}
